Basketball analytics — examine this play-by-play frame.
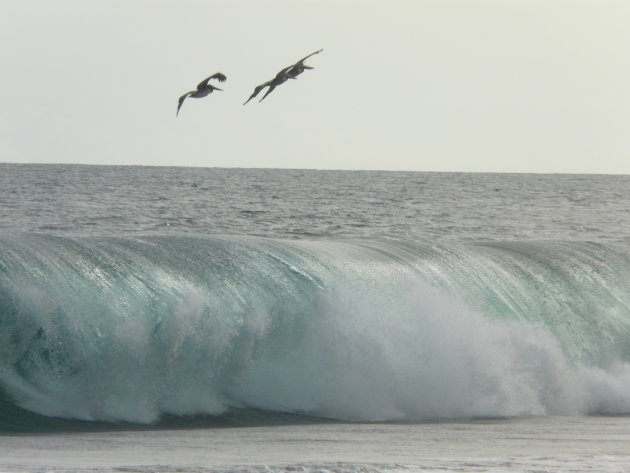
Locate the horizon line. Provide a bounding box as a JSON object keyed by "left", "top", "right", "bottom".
{"left": 1, "top": 161, "right": 628, "bottom": 177}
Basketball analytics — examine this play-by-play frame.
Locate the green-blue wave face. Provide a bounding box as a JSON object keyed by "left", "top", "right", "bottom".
{"left": 1, "top": 234, "right": 629, "bottom": 428}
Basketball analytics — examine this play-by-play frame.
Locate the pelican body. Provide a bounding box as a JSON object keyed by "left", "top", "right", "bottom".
{"left": 177, "top": 72, "right": 227, "bottom": 116}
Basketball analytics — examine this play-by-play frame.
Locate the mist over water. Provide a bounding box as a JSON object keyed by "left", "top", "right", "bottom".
{"left": 0, "top": 164, "right": 629, "bottom": 431}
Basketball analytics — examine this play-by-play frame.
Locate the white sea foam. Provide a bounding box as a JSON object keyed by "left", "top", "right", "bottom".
{"left": 233, "top": 275, "right": 628, "bottom": 420}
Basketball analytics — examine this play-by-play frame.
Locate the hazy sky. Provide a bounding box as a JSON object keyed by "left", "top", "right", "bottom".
{"left": 2, "top": 0, "right": 630, "bottom": 173}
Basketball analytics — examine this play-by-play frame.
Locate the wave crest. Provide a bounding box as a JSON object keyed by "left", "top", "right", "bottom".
{"left": 0, "top": 234, "right": 629, "bottom": 425}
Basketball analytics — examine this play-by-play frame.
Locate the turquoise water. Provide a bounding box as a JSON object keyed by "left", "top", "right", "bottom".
{"left": 1, "top": 234, "right": 629, "bottom": 428}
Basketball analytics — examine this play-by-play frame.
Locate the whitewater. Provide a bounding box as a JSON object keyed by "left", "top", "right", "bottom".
{"left": 0, "top": 164, "right": 629, "bottom": 473}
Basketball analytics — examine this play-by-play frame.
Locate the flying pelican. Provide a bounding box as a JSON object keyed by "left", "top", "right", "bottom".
{"left": 286, "top": 49, "right": 323, "bottom": 78}
{"left": 177, "top": 72, "right": 227, "bottom": 116}
{"left": 243, "top": 49, "right": 323, "bottom": 105}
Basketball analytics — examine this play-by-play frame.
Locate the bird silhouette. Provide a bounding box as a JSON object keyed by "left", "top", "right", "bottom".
{"left": 177, "top": 72, "right": 226, "bottom": 116}
{"left": 244, "top": 50, "right": 322, "bottom": 105}
{"left": 286, "top": 49, "right": 323, "bottom": 78}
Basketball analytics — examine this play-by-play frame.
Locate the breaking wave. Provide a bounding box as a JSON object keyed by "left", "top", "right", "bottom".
{"left": 1, "top": 233, "right": 629, "bottom": 431}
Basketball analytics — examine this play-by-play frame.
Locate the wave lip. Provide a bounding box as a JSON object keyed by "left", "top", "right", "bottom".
{"left": 1, "top": 233, "right": 629, "bottom": 428}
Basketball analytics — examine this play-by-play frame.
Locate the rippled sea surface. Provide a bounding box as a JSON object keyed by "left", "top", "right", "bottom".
{"left": 1, "top": 163, "right": 629, "bottom": 242}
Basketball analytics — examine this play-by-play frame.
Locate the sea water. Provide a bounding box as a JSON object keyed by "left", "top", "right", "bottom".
{"left": 0, "top": 164, "right": 629, "bottom": 472}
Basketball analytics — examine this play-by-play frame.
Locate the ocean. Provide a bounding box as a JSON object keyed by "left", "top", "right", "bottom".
{"left": 0, "top": 163, "right": 629, "bottom": 472}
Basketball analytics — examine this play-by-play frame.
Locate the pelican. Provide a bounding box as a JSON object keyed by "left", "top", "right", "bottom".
{"left": 177, "top": 72, "right": 226, "bottom": 116}
{"left": 286, "top": 49, "right": 323, "bottom": 78}
{"left": 243, "top": 49, "right": 322, "bottom": 105}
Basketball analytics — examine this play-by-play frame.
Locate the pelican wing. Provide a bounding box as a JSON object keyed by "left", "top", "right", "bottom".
{"left": 259, "top": 84, "right": 278, "bottom": 102}
{"left": 176, "top": 91, "right": 193, "bottom": 116}
{"left": 197, "top": 72, "right": 227, "bottom": 90}
{"left": 294, "top": 49, "right": 323, "bottom": 65}
{"left": 244, "top": 81, "right": 272, "bottom": 105}
{"left": 286, "top": 50, "right": 322, "bottom": 77}
{"left": 211, "top": 72, "right": 227, "bottom": 82}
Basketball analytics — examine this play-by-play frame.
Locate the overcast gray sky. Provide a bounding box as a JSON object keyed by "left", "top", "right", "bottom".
{"left": 2, "top": 0, "right": 629, "bottom": 173}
